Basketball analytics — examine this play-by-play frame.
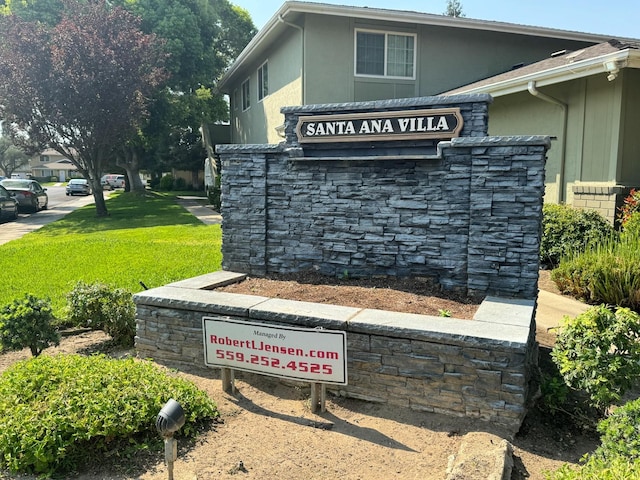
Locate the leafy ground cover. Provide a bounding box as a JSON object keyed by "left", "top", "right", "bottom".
{"left": 0, "top": 192, "right": 222, "bottom": 318}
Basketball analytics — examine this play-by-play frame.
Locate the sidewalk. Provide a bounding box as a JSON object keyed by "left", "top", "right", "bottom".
{"left": 175, "top": 196, "right": 221, "bottom": 225}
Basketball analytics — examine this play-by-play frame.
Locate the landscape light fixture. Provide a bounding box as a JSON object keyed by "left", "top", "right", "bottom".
{"left": 156, "top": 398, "right": 186, "bottom": 480}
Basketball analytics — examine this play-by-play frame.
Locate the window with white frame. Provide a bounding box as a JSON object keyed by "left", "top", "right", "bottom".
{"left": 241, "top": 78, "right": 250, "bottom": 111}
{"left": 355, "top": 29, "right": 416, "bottom": 79}
{"left": 258, "top": 61, "right": 268, "bottom": 101}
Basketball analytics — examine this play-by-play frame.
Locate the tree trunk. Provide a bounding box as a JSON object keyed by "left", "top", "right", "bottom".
{"left": 116, "top": 148, "right": 146, "bottom": 192}
{"left": 124, "top": 166, "right": 146, "bottom": 192}
{"left": 91, "top": 179, "right": 109, "bottom": 217}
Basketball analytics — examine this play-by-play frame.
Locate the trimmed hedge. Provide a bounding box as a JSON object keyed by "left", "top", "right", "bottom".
{"left": 0, "top": 355, "right": 218, "bottom": 476}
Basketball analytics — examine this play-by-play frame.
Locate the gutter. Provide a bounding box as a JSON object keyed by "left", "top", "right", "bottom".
{"left": 528, "top": 81, "right": 568, "bottom": 203}
{"left": 453, "top": 49, "right": 640, "bottom": 98}
{"left": 278, "top": 14, "right": 305, "bottom": 105}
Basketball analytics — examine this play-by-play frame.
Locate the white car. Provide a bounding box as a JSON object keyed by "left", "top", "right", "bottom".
{"left": 101, "top": 174, "right": 126, "bottom": 190}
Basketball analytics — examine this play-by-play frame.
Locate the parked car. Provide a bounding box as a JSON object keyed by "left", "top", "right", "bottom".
{"left": 0, "top": 184, "right": 19, "bottom": 222}
{"left": 101, "top": 174, "right": 126, "bottom": 190}
{"left": 0, "top": 179, "right": 48, "bottom": 213}
{"left": 66, "top": 178, "right": 92, "bottom": 196}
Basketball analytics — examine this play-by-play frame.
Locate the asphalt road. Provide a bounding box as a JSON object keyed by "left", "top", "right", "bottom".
{"left": 0, "top": 185, "right": 99, "bottom": 245}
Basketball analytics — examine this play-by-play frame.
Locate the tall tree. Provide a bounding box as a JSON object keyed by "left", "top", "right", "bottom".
{"left": 444, "top": 0, "right": 465, "bottom": 17}
{"left": 0, "top": 0, "right": 167, "bottom": 215}
{"left": 0, "top": 137, "right": 30, "bottom": 177}
{"left": 109, "top": 0, "right": 256, "bottom": 190}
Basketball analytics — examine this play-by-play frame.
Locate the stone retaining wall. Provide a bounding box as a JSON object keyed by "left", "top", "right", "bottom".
{"left": 134, "top": 272, "right": 537, "bottom": 431}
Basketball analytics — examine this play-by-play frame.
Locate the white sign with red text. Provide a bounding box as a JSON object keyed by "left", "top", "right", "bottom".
{"left": 203, "top": 317, "right": 348, "bottom": 385}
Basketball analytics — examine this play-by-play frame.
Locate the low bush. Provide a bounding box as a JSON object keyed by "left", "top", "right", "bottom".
{"left": 158, "top": 174, "right": 174, "bottom": 191}
{"left": 544, "top": 454, "right": 640, "bottom": 479}
{"left": 66, "top": 282, "right": 136, "bottom": 346}
{"left": 540, "top": 204, "right": 615, "bottom": 267}
{"left": 621, "top": 212, "right": 640, "bottom": 238}
{"left": 0, "top": 354, "right": 218, "bottom": 476}
{"left": 596, "top": 398, "right": 640, "bottom": 461}
{"left": 617, "top": 188, "right": 640, "bottom": 228}
{"left": 551, "top": 234, "right": 640, "bottom": 311}
{"left": 551, "top": 305, "right": 640, "bottom": 409}
{"left": 0, "top": 294, "right": 59, "bottom": 357}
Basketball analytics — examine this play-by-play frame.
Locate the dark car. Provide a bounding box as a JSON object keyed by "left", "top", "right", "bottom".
{"left": 66, "top": 178, "right": 92, "bottom": 196}
{"left": 0, "top": 184, "right": 19, "bottom": 222}
{"left": 0, "top": 179, "right": 48, "bottom": 213}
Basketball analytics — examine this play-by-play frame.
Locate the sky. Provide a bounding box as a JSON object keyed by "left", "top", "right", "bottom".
{"left": 233, "top": 0, "right": 640, "bottom": 40}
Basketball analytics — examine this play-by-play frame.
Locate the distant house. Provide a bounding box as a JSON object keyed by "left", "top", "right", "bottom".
{"left": 446, "top": 40, "right": 640, "bottom": 223}
{"left": 216, "top": 1, "right": 611, "bottom": 145}
{"left": 30, "top": 149, "right": 79, "bottom": 182}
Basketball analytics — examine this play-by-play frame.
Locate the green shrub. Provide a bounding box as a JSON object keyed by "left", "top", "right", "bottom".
{"left": 551, "top": 305, "right": 640, "bottom": 409}
{"left": 596, "top": 398, "right": 640, "bottom": 461}
{"left": 0, "top": 294, "right": 60, "bottom": 357}
{"left": 540, "top": 204, "right": 614, "bottom": 267}
{"left": 207, "top": 173, "right": 221, "bottom": 211}
{"left": 158, "top": 174, "right": 174, "bottom": 191}
{"left": 621, "top": 212, "right": 640, "bottom": 238}
{"left": 174, "top": 176, "right": 187, "bottom": 190}
{"left": 551, "top": 234, "right": 640, "bottom": 311}
{"left": 0, "top": 354, "right": 218, "bottom": 476}
{"left": 544, "top": 454, "right": 640, "bottom": 479}
{"left": 617, "top": 189, "right": 640, "bottom": 228}
{"left": 66, "top": 282, "right": 136, "bottom": 346}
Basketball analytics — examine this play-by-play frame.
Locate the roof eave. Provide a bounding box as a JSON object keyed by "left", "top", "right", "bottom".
{"left": 216, "top": 1, "right": 618, "bottom": 92}
{"left": 453, "top": 49, "right": 640, "bottom": 97}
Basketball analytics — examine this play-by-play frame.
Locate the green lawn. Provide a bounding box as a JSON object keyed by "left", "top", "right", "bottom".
{"left": 0, "top": 191, "right": 222, "bottom": 318}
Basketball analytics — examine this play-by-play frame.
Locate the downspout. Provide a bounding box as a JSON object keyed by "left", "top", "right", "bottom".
{"left": 278, "top": 15, "right": 305, "bottom": 105}
{"left": 527, "top": 81, "right": 568, "bottom": 203}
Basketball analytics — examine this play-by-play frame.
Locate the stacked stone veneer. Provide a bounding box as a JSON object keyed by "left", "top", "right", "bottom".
{"left": 135, "top": 95, "right": 548, "bottom": 431}
{"left": 217, "top": 95, "right": 549, "bottom": 298}
{"left": 133, "top": 272, "right": 537, "bottom": 431}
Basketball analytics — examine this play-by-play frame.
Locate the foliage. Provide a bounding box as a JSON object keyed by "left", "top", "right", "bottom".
{"left": 0, "top": 0, "right": 168, "bottom": 216}
{"left": 551, "top": 233, "right": 640, "bottom": 311}
{"left": 444, "top": 0, "right": 465, "bottom": 17}
{"left": 0, "top": 294, "right": 60, "bottom": 357}
{"left": 539, "top": 372, "right": 571, "bottom": 415}
{"left": 0, "top": 191, "right": 222, "bottom": 318}
{"left": 108, "top": 0, "right": 256, "bottom": 187}
{"left": 66, "top": 282, "right": 136, "bottom": 346}
{"left": 544, "top": 454, "right": 640, "bottom": 480}
{"left": 207, "top": 173, "right": 222, "bottom": 211}
{"left": 617, "top": 189, "right": 640, "bottom": 228}
{"left": 0, "top": 354, "right": 218, "bottom": 475}
{"left": 596, "top": 398, "right": 640, "bottom": 461}
{"left": 0, "top": 137, "right": 30, "bottom": 177}
{"left": 540, "top": 204, "right": 615, "bottom": 267}
{"left": 621, "top": 212, "right": 640, "bottom": 238}
{"left": 159, "top": 174, "right": 175, "bottom": 190}
{"left": 551, "top": 305, "right": 640, "bottom": 409}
